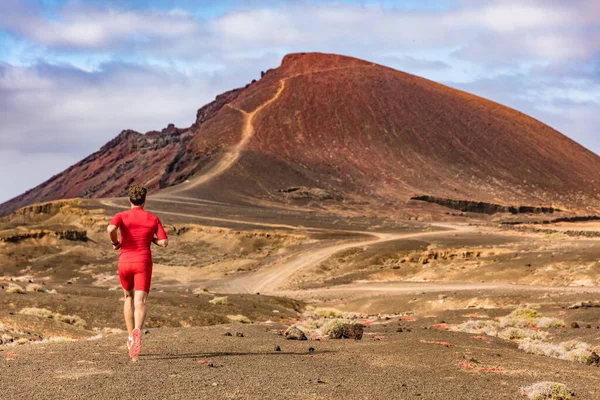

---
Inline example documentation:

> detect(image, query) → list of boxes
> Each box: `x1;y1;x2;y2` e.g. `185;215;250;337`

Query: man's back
110;207;166;263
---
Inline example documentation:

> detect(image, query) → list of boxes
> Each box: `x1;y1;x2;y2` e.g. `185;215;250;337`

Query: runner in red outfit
107;185;168;360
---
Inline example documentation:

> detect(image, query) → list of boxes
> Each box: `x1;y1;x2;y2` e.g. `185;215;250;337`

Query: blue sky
0;0;599;203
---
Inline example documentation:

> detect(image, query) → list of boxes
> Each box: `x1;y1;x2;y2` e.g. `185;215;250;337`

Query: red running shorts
118;261;153;293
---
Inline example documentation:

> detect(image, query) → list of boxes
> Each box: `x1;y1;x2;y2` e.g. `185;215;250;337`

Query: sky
0;0;599;203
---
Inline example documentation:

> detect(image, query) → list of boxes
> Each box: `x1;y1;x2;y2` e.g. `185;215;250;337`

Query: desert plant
519;339;592;365
314;307;345;318
227;314;251;324
19;307;54;318
521;381;573;399
536;317;566;329
26;283;44;293
499;327;547;341
457;319;499;336
6;285;25;294
499;307;541;328
19;307;86;327
322;319;346;336
209;296;229;306
54;314;86;328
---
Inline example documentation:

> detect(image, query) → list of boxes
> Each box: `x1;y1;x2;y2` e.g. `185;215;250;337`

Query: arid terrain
2;197;600;399
2;53;600;399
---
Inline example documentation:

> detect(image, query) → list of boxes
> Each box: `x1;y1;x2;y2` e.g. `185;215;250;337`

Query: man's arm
107;224;120;249
153;219;168;248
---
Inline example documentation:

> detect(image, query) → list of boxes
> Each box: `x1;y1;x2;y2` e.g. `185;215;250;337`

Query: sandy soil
2;198;600;398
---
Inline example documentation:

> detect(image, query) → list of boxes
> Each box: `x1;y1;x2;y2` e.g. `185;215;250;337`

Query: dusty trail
100;199;302;230
170;80;286;193
273;281;600;300
213;224;474;294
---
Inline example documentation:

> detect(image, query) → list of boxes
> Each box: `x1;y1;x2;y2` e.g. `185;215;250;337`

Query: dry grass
20;307;54;318
19;307;86;328
54;314;86;328
6;285;25;294
209;296;229;306
536;317;566;329
322;319;346;335
498;327;547;341
26;283;44;293
457;320;499;336
455;307;585;366
521;381;573;399
519;339;593;365
227;314;251;324
313;307;345;318
499;307;541;328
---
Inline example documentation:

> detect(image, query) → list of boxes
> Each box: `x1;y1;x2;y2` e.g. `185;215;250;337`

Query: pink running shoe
129;328;142;359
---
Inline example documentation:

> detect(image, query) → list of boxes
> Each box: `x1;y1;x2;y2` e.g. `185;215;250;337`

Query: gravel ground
1;321;599;399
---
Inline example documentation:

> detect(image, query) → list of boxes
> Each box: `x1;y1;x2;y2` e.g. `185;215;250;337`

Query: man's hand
112;241;121;250
152;236;168;248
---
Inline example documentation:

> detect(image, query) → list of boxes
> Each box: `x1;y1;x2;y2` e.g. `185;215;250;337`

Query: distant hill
3;52;600;216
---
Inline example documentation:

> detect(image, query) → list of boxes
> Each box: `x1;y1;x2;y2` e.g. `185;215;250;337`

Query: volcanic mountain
2;52;600;216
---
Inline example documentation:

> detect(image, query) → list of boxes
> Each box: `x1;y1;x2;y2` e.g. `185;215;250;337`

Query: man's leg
123;289;135;336
134;290;148;330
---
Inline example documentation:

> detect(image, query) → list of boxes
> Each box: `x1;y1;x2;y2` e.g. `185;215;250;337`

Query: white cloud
2;4;199;49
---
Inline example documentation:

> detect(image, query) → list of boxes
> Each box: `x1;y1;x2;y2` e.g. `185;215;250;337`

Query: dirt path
100;199;302;230
214;224;474;294
170;80;286;193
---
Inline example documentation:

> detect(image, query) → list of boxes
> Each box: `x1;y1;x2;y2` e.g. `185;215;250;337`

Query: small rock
224;332;233;337
587;351;600;366
587;324;593;329
285;326;307;341
397;327;404;333
571;322;580;329
235;332;244;337
328;323;364;340
212;383;218;387
143;329;150;335
308;347;315;353
463;355;479;363
274;346;281;352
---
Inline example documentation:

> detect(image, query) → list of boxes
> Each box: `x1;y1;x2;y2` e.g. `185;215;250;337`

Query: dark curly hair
128;184;147;206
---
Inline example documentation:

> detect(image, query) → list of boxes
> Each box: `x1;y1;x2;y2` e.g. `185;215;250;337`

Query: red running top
110;207;167;263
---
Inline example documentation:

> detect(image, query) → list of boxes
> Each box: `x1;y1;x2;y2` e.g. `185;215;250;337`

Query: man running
107;185;168;360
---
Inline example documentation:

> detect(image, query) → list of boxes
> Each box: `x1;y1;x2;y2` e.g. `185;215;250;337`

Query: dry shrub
536;317;566;329
519;339;593;365
26;284;44;293
6;285;25;294
457;320;499;336
20;307;54;318
521;381;573;400
19;307;86;328
499;307;541;328
322;319;346;336
227;314;251;324
498;327;547;341
54;314;86;328
209;296;229;306
313;307;345;318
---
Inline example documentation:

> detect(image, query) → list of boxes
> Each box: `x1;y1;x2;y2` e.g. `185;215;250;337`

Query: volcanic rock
285;326;307;340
